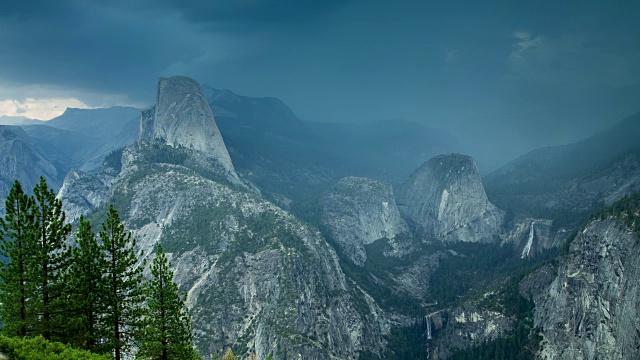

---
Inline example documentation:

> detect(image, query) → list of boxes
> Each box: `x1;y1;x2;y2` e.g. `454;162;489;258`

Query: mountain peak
397;153;504;242
139;76;234;172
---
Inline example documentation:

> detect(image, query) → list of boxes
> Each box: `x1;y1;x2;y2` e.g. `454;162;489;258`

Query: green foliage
321;233;422;315
383;321;429;359
449;270;541;360
30;177;73;341
137;245;201;360
1;180;209;359
137;142;239;189
0;335;110;360
593;190;640;234
561;191;640;253
68;216;104;351
428;243;516;307
103;148;124;173
448;320;540;360
97;205;146;359
0;178;73;341
221;348;238;360
143;142;189;166
338;235;427;315
0;180;36;337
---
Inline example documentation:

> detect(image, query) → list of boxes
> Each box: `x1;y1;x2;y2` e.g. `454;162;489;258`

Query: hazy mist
1;0;639;172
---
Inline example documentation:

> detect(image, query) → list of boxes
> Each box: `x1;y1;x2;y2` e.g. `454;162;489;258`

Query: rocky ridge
321;176;409;265
531;215;640;359
0;125;62;214
58;76;390;359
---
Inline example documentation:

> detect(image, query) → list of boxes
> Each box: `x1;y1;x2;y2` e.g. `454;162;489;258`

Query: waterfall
521;222;535;259
426;314;432;340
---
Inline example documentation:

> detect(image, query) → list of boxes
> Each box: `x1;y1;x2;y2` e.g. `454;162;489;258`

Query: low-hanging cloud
1;0;640;172
0;97;92;120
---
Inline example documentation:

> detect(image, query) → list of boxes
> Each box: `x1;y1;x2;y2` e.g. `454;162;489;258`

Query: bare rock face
0;126;61;214
57;169;115;224
533;217;640;359
500;216;571;258
321;176;410;265
103;146;390;359
57;77;390;359
140;76;234;173
431;306;514;359
396;154;504;243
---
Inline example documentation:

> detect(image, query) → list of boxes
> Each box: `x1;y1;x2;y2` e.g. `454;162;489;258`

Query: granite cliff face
140;76;234;173
110;146;388;359
0;126;62;213
500;216;571;258
57;153;121;223
58;76;389;359
396;154;504;243
532;216;640;359
431;306;514;359
321;176;409;265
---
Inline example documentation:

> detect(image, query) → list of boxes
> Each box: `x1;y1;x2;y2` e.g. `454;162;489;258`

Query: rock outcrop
57;159;120;223
104;144;388;359
58;77;390;359
532;216;640;359
431;306;514;359
0;126;62;214
500;216;571;257
140;76;234;173
321;176;409;265
396;154;504;243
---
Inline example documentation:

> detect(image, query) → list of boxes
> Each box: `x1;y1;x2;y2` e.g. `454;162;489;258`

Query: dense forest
0;178;201;360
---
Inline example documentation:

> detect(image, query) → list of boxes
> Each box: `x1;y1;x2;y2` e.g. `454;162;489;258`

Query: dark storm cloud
1;1;211;101
1;0;639;171
0;0;355;102
153;0;354;28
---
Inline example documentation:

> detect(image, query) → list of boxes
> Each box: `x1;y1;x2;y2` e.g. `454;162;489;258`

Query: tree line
0;178;200;360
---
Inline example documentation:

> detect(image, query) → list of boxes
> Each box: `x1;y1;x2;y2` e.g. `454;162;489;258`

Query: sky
1;0;639;171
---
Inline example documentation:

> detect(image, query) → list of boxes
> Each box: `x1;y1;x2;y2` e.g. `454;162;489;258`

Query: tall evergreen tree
221;349;238;360
98;205;145;360
69;216;105;351
30;176;73;341
0;180;36;337
137;245;201;360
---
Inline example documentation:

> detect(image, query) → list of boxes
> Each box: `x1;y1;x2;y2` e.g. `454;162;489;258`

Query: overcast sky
1;0;639;171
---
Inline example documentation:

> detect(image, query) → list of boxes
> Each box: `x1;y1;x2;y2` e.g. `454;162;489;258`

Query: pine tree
137;245;201;360
0;180;36;337
68;216;105;351
221;348;238;360
30;176;73;341
98;205;145;360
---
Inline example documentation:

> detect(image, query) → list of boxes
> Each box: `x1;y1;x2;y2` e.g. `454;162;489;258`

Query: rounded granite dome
396;153;504;242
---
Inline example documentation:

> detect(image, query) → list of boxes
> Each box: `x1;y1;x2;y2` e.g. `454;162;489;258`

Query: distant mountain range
2;76;640;359
1;87;460;215
485;112;640;226
0;126;63;214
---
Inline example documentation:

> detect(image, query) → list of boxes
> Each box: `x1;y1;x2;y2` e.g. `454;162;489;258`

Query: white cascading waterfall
521;221;535;259
426;314;432;340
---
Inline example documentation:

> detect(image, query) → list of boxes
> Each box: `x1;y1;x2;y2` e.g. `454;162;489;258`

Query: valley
1;76;640;359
